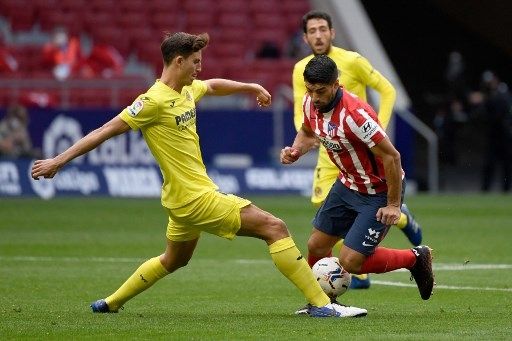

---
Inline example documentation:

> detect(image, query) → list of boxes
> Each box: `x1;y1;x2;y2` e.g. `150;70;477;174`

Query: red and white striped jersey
303;88;388;194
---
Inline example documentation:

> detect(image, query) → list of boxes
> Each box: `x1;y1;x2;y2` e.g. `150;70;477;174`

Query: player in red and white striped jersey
281;55;434;302
302;87;391;195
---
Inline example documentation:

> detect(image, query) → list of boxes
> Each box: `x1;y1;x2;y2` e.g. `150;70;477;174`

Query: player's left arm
370;137;402;225
204;79;271;107
354;56;396;129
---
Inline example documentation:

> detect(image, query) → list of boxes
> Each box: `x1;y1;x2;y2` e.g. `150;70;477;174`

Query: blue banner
0;107;296;166
0;159;313;198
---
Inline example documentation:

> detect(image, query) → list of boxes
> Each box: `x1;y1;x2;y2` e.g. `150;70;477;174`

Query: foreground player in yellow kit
31;32;367;318
293;11;423;289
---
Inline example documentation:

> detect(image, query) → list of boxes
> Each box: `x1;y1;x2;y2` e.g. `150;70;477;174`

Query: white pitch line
1;256;511;292
372;280;512;292
1;256;512;271
0;256;143;263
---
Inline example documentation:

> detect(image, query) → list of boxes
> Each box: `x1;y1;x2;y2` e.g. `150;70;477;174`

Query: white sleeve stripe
303;96;311;119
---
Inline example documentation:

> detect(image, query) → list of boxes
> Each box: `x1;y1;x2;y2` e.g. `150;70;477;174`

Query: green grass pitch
1;194;511;340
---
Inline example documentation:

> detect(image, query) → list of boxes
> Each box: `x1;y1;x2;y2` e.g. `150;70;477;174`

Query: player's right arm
281;124;317;164
31;116;130;179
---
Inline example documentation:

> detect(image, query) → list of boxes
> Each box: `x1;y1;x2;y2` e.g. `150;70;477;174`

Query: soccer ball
312;257;351;298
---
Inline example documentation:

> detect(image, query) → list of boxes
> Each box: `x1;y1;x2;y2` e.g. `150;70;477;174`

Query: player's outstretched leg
350;245;434;300
396;203;423;246
269;237;366;317
238;204;369;318
91;256;170;313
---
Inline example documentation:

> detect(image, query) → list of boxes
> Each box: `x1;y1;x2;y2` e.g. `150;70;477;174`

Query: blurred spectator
433;102;457;165
434;51;470;167
82;43;125;78
0;42;19;74
42;27;83;80
471;71;512;192
256;41;281;59
445;51;469;104
0;104;40;158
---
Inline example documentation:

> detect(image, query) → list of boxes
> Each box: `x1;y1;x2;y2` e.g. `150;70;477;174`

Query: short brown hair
302;10;332;33
160;32;209;66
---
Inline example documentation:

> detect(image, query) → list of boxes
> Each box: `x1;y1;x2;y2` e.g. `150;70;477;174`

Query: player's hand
280;146;300;164
253;84;271;107
31;159;61;180
376;205;401;226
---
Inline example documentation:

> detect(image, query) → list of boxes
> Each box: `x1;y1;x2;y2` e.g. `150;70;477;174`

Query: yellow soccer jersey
292;46;396;171
119;79;218;209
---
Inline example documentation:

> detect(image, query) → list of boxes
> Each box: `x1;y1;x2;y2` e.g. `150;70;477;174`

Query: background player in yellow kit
31;32;367;318
292;11;423;289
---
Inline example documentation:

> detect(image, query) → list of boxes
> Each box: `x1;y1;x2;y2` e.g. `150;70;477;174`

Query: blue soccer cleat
308;304;340;317
90;299;118;313
400;203;423;246
349;274;371;289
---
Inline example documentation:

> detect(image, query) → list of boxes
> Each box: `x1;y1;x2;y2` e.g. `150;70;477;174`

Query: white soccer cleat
329;302;368;317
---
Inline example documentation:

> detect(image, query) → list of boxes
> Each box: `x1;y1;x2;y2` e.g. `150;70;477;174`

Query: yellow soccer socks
269;237;330;307
105;256;169;311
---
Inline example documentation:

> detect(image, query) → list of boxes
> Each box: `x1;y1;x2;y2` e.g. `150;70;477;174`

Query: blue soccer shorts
312;178;405;255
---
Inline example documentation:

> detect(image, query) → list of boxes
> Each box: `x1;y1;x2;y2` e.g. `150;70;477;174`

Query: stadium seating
0;0;310;107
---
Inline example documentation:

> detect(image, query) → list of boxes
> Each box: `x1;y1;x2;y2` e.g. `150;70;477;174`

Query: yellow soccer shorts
311;165;340;206
166;190;251;242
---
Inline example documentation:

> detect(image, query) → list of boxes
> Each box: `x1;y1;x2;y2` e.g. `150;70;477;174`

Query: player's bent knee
338;255;362;274
307;239;332;257
307;234;334;256
267;216;289;237
160;255;191;273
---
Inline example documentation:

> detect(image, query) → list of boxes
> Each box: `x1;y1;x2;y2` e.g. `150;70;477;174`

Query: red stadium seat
119;0;148;12
83;12;113;34
252;29;288;53
116;12;151;31
218;13;252;29
183;0;216;13
69;88;111;107
217;0;250;14
60;0;87;12
185;13;216;30
253;13;286;29
7;7;35;31
281;0;311;17
119;88;147;107
151;11;185;34
89;0;116;12
148;0;180;12
209;42;248;60
91;27;131;57
198;56;227;80
249;0;282;14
